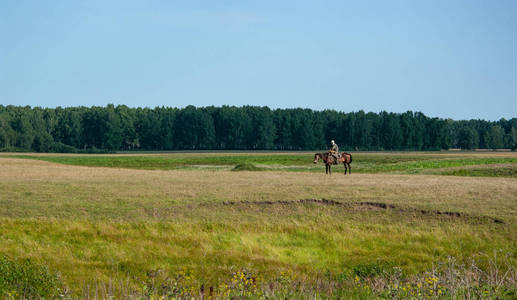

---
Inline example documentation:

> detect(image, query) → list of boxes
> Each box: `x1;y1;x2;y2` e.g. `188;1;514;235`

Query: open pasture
5;151;517;176
0;151;516;298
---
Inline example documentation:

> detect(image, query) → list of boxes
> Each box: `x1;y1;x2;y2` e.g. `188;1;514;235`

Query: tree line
0;104;516;152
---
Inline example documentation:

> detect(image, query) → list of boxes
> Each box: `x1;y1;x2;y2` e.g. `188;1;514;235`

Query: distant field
0;152;516;298
439;164;517;178
5;151;517;177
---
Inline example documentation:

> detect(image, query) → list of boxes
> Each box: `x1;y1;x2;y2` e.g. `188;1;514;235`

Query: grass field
0;152;516;298
5;151;517;176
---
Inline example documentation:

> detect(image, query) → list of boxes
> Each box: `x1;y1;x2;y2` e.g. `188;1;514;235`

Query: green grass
359;157;517;174
0;210;513;294
0;255;62;298
441;165;517;178
8;154;312;168
1;208;514;298
7;152;517;176
232;162;262;171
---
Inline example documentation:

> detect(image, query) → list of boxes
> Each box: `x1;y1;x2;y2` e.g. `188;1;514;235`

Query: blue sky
1;0;516;120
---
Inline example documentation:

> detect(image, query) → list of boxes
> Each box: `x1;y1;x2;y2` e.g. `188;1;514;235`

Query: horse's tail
349;153;352;164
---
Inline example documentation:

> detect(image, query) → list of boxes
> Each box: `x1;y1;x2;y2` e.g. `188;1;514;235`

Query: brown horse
313;152;352;175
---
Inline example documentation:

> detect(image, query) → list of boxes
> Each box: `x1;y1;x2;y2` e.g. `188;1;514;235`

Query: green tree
380;111;403;150
213;106;251;149
340;113;355;149
0;112;15;148
425;118;450;150
104;104;123;150
30;107;54;152
507;126;517;151
412;112;426;150
81;107;105;149
273;109;294;150
484;125;505;150
159;107;176;150
116;105;138;150
53;107;83;148
0;104;513;152
174;106;215;149
11;110;35;150
322;110;341;147
457;126;479;150
135;108;162;150
291;109;320;150
245;106;276;149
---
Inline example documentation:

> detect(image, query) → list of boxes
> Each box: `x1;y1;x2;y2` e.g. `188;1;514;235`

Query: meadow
0;151;516;299
7;151;517;175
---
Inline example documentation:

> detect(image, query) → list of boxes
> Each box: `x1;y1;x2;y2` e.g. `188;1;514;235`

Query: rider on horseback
329;140;339;164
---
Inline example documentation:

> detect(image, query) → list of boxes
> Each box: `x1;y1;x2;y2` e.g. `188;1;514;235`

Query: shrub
0;255;62;299
0;147;30;153
232;162;262;171
50;142;79;153
79;146;114;154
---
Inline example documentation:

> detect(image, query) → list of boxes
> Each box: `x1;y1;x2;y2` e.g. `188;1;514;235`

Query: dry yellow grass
1;157;516;221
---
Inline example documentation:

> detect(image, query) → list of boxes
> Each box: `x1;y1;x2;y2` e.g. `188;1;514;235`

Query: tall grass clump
0;255;63;299
232;162;262;171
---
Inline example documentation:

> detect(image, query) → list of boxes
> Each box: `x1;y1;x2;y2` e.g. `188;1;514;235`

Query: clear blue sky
1;1;516;120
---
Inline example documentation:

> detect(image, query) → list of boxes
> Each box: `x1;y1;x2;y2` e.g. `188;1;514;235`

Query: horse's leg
343;162;347;175
325;164;328;174
348;163;351;174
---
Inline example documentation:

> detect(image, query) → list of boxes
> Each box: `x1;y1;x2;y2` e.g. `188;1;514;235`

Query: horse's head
313;153;320;164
